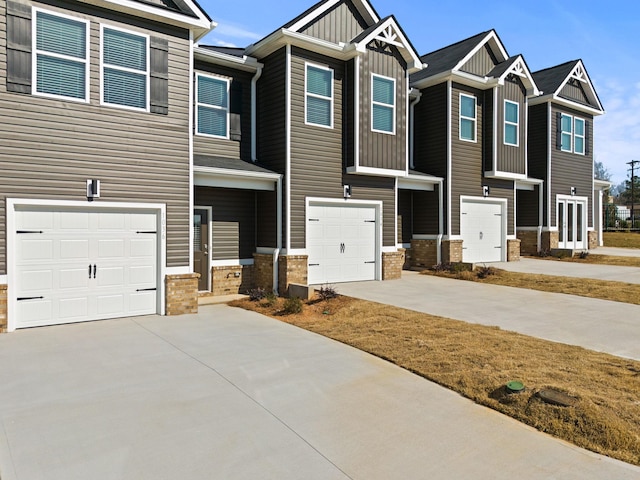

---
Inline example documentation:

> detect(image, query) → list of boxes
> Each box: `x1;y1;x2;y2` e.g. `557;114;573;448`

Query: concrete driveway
1;306;638;479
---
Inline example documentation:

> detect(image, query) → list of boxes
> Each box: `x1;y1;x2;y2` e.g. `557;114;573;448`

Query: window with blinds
459;93;476;142
305;64;333;128
371;75;395;134
102;26;149;110
34;9;88;101
196;74;229;138
504;100;519;146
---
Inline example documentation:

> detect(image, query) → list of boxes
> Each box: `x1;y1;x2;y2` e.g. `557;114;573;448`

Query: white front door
14;208;158;329
307;204;378;284
460;199;505;263
558;197;587;250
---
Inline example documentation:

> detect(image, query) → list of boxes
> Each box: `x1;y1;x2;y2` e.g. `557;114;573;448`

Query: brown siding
413;189;440;234
527;103;549;225
486;179;515;236
344;58;355;168
301;1;366;44
495;76;526;174
559;80;590;106
398;190;412;243
549;104;594;228
0;0;191;271
195;187;257;260
359;42;407;171
289;47;345;249
483;88;494;172
256;190;277;248
194;62;253;161
517;188;539;227
460;44;496;76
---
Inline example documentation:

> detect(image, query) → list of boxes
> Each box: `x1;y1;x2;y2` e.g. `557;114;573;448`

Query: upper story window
459;94;476;142
559;113;586;155
372;74;395;134
196;74;229;138
102;26;149;111
305;64;333;128
504;100;519;146
34;9;89;101
574;118;585;155
560;113;573;152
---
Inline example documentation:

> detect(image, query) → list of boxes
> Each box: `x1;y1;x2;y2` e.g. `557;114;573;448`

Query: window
560;113;572;152
459;94;476;142
372;74;395;134
305;64;333;127
34;9;88;101
196;74;229;138
504;100;519;146
574;118;585;155
102;26;149;110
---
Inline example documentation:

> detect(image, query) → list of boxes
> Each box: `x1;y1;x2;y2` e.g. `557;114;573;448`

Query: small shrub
579;250;589;259
282;296;303;315
476;265;497;279
318;284;338;301
537;249;550;258
450;262;469;274
431;262;451;272
263;291;278;307
553;250;570;259
249;287;266;301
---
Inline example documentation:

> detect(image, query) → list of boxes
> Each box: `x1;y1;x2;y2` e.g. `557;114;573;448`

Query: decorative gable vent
374;25;404;49
569;64;588;83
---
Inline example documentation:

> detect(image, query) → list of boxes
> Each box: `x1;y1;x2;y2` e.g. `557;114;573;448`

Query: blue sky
197;0;640;188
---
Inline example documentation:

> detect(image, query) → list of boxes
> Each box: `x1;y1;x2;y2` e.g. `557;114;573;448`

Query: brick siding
382;250;404;280
165;273;199;315
410;239;438;269
278;255;308;296
516;229;538;255
211;265;254;296
0;285;7;333
507;239;521;262
442;240;463;263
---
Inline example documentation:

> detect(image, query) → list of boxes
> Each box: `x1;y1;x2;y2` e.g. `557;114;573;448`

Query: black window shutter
555;111;562;150
6;1;32;94
585;120;590;155
229;80;242;141
150;37;169;115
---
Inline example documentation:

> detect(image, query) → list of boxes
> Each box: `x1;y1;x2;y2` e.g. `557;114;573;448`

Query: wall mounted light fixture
482;185;490;197
343;185;351;199
86;179;100;200
570;187;576;196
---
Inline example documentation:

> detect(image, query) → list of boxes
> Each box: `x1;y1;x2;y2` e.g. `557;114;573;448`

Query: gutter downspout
251;64;263;162
273;176;283;294
437;178;444;264
409;90;422;170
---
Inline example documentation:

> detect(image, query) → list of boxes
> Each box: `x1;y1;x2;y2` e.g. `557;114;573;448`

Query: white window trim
560;113;573;153
574;117;585;155
304;62;334;129
32;7;90;103
100;24;150;113
195;73;230;139
371;73;396;135
503;100;519;147
459;93;477;143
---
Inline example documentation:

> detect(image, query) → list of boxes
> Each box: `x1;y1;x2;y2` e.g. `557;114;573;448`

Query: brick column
165;273;199;315
442;240;463;263
278;255;308;296
516;229;538;255
410;239;438;269
211;265;255;296
253;253;275;291
507;239;521;262
382;249;404;280
0;284;7;333
588;231;598;250
541;231;559;252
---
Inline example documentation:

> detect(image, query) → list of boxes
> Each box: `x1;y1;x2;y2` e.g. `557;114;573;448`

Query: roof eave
528;94;604;116
247;29;360;60
194;47;263;72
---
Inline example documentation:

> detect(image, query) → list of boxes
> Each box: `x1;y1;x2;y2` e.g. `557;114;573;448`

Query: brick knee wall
382;250;404;280
253;253;274;291
165;273;199;315
517;230;538;255
507;239;521;262
403;247;413;270
0;285;7;333
588;231;598;250
541;231;559;252
211;265;254;296
278;255;308;296
411;239;438;269
442;240;463;263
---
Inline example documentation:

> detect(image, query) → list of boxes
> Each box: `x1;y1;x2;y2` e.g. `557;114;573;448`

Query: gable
559;78;590;106
301;1;368;44
460;44;498;77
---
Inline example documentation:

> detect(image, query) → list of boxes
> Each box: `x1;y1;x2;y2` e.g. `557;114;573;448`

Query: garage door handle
93;264;97;279
136;288;157;292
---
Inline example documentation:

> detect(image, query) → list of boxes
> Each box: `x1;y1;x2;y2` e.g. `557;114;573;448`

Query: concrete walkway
0;306;638;480
596;246;640;257
338;272;640;360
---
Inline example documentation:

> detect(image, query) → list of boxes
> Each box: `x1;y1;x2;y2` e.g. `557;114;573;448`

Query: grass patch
526;254;640;268
423;267;640;306
604;231;640;249
230;295;640;466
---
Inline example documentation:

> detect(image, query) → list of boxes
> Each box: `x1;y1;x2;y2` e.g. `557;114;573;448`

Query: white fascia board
288;0;378;32
194;166;280;191
494;56;540;97
398;174;443;191
194;47;262;72
594;179;612;190
413;71;491;91
247;29;356;60
453;31;508;72
484;170;528;181
85;0;213;36
346;166;408;177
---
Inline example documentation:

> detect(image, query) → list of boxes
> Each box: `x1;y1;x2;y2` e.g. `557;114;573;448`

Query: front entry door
558;198;587;250
193;208;209;291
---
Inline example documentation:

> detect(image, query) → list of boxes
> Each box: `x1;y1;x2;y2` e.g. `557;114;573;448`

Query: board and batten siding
526;103;549;225
359;43;407;171
289;47;344;249
193;62;253;161
495;76;526;174
195;187;257;260
0;0;191;272
300;0;366;44
549;104;594;228
559;80;591;107
460;45;497;77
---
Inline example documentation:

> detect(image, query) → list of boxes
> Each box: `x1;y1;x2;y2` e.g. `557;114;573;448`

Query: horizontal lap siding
496;78;526;174
527;103;549;225
483;89;493;172
485;179;515;235
290;48;344;249
301;1;366;44
0;0;191;271
256;190;277;248
549;105;594;228
359;44;407;171
193;63;253;161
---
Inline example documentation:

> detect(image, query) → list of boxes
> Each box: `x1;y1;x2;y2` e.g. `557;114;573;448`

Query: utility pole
628;160;640;228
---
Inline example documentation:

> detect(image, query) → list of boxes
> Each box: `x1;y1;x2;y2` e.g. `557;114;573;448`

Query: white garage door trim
306;197;382;284
460;196;507;263
6;199;166;332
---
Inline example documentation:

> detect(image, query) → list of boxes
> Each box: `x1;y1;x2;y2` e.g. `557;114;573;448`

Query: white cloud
206;38;238;48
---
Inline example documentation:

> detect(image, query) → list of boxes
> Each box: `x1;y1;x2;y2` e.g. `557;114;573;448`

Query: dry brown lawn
604;231;640;249
424;268;640;306
527;254;640;268
230;295;640;466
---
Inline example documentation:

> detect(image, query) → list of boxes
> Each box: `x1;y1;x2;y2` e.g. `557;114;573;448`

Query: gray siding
460;45;496;77
359;43;407;171
526;103;549;225
483;88;494;172
195;187;257;260
256;190;277;248
413;189;440;235
289;47;345;249
559;80;590;106
0;0;191;271
549;104;594;228
398;189;411;243
194;62;253;161
301;0;366;44
495;76;526;174
516;188;540;227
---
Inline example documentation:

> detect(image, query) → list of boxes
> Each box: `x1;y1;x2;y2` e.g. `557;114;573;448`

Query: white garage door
460;200;504;263
14;208;158;329
307;204;377;285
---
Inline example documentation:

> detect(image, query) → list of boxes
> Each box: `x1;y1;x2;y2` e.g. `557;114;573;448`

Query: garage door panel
97;267;125;287
18;239;54;261
130;238;156;258
130;265;156;285
131;213;157;231
97;295;125;316
59;268;90;289
60;239;90;259
97;213;126;231
17;211;54;230
18;269;54;292
129;292;156;313
18;300;52;326
60;212;89;230
59;298;89;320
98;239;125;258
